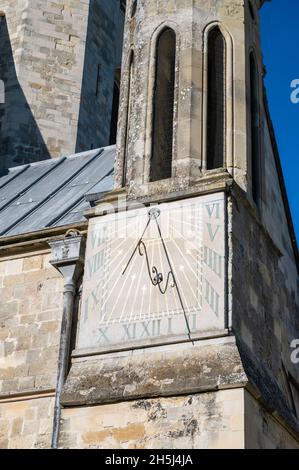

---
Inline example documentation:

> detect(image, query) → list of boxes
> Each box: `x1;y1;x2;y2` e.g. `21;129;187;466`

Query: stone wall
60;388;245;449
230;98;299;431
0;395;54;449
0;0;124;169
227;3;299;428
75;0;125;153
230;187;299;390
0;251;63;449
245;391;299;449
0;253;63;397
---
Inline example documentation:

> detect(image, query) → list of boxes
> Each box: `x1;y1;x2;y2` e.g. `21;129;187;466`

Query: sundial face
77;193;226;351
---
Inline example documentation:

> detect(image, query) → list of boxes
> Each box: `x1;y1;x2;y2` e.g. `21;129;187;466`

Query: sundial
77;193;226;351
121;206;192;340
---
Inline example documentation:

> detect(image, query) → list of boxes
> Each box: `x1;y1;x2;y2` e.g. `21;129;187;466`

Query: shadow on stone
0;15;50;170
75;0;124;153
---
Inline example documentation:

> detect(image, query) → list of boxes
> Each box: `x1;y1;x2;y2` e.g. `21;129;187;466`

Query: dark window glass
249;1;256;21
109;71;121;146
207;27;225;170
95;64;100;96
131;0;137;18
150;28;176;182
120;0;126;14
250;53;260;204
122;52;134;186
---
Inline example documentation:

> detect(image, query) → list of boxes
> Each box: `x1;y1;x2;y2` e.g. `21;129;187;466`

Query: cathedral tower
115;0;248;197
0;0;298;449
53;0;299;448
0;0;124;169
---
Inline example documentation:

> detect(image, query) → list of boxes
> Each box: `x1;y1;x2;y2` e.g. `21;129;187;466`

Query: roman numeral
82;298;89;324
167;318;173;334
204;246;222;277
87;251;104;278
186;313;197;331
140;320;161;338
205;203;220;219
204;279;220;317
122;324;137;341
91;227;108;249
98;327;110;343
140;321;151;338
206;223;220;242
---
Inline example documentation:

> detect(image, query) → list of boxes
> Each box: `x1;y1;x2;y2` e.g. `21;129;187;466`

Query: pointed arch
150;27;176;182
202;22;233;173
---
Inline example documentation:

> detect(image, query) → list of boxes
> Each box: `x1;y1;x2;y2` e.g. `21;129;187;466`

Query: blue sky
260;0;299;241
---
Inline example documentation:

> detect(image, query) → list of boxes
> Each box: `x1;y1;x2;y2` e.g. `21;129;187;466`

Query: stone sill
72;329;230;359
85;171;233;219
61;336;247;407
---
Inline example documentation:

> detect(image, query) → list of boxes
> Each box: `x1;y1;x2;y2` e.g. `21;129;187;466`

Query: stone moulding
60;337;247;407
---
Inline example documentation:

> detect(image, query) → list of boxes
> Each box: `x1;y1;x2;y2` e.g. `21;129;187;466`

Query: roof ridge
1;145;116;172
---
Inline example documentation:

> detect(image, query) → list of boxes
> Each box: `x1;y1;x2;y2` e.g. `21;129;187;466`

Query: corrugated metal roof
0;146;115;238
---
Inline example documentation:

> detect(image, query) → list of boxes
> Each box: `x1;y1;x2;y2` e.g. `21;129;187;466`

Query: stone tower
0;0;125;169
115;0;247;196
0;0;298;450
55;0;299;448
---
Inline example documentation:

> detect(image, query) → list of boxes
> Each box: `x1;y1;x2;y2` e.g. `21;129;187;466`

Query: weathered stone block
22;256;43;272
61;338;247;407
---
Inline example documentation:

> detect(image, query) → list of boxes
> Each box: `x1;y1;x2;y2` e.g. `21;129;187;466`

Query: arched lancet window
131;0;137;18
207;27;225;170
109;70;121;146
150;28;176;182
250;52;260;204
122;51;134;187
248;1;256;22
